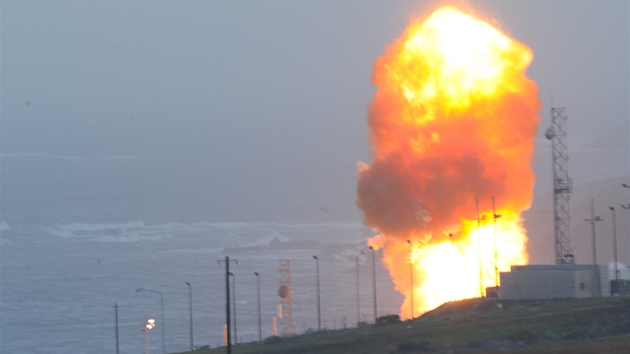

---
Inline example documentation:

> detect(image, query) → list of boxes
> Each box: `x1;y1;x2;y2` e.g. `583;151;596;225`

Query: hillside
176;296;630;354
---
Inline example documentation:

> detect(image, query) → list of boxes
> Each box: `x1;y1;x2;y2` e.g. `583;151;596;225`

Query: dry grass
176;296;630;354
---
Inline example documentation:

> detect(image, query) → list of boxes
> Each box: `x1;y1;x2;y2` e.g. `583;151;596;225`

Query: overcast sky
2;0;628;198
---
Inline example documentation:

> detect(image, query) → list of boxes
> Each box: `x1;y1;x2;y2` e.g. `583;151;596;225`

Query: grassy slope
177;297;630;354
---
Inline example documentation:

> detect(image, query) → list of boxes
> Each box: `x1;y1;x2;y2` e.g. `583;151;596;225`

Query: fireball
358;6;540;319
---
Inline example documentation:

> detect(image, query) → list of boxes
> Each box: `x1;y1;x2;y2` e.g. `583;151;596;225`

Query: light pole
313;255;321;331
584;198;604;297
610;207;618;295
185;282;193;351
368;246;377;324
623;184;630;264
254;272;261;342
141;318;156;354
407;239;414;319
114;303;120;354
475;197;486;297
356;251;363;326
622;184;630;209
218;256;238;354
229;272;237;344
492;196;502;288
136;288;165;354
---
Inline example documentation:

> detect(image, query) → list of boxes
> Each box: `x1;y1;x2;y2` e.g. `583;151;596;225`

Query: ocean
0;154;402;353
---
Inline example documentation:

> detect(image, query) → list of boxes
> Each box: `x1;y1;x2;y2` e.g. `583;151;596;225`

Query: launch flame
357;6;540;319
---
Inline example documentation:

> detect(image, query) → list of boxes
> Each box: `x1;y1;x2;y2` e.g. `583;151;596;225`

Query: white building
499;264;610;299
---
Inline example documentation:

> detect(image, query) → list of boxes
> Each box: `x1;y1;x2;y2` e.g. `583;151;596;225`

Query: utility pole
584;198;603;297
218;256;238;354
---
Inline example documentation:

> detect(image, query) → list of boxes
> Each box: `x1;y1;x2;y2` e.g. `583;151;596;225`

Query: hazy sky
2;0;628;198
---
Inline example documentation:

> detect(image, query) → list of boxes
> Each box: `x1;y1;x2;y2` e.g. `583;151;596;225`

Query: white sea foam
41;220;371;250
251;231;290;247
157;246;225;255
73;221;143;231
94;233;173;242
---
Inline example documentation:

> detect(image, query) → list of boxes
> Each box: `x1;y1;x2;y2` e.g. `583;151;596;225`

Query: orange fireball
358;6;540;319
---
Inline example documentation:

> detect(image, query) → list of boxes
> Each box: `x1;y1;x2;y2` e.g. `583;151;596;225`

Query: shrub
264;336;282;344
376;314;401;326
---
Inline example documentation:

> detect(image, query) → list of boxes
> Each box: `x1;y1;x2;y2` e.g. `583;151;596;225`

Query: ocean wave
45;222;179;242
244;231;290;248
200;220;367;232
52;221;146;232
42;220;371;245
1;221;11;231
94;233;173;242
158;246;225;255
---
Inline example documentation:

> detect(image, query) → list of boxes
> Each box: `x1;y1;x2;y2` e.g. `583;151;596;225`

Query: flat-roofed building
499;264;610;299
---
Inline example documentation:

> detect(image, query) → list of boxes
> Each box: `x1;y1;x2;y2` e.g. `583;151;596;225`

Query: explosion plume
357;6;540;319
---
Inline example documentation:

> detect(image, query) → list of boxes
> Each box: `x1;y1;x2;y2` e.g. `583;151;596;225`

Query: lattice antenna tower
545;108;574;264
278;259;294;335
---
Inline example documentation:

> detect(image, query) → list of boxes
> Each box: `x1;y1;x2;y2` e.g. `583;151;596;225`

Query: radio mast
545;107;574;264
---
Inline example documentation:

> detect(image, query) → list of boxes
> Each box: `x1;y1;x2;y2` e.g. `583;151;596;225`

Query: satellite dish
545;128;554;140
278;284;290;298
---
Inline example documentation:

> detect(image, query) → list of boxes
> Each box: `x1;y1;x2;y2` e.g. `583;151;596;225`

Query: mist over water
0;155;402;353
1;2;628;353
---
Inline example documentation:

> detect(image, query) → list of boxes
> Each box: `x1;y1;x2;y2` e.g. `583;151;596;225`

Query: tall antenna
545;107;574;264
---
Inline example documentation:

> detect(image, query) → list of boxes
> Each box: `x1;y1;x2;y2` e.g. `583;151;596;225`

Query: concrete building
499;264;610;299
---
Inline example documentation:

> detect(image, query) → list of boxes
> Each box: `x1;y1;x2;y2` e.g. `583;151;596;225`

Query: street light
584;198;604;297
313;255;321;331
610;207;619;295
114;303;120;354
229;272;237;344
356;251;363;326
368;246;377;324
254;272;262;342
185;282;193;351
407;240;414;319
475;196;486;297
492;196;502;288
136;288;165;354
141;318;156;354
623;184;630;209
